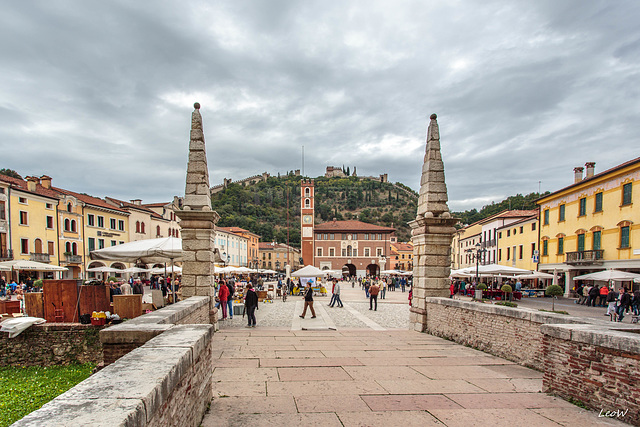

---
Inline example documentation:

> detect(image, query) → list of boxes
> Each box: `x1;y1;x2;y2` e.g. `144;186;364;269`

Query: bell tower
300;179;315;266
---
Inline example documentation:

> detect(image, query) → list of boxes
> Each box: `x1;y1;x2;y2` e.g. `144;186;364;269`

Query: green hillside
452;191;550;227
211;174;419;245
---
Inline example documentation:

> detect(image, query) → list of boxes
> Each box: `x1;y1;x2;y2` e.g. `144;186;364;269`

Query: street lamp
465;242;487;286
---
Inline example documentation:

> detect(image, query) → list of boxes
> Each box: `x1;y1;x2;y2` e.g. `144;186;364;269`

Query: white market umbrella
87;266;125;273
0;265;10;271
290;265;326;277
573;270;640;282
150;266;182;275
381;269;403;275
459;263;530;276
90;237;183;263
0;259;68;271
518;271;556;279
234;267;254;274
122;267;151;273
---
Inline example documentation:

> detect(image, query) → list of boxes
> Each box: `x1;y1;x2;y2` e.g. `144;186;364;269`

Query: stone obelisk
176;103;220;308
409;113;458;332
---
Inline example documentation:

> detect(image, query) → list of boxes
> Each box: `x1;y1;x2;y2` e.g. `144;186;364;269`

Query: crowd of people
574;283;640;322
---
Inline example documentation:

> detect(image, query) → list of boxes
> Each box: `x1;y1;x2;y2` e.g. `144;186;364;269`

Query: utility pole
301;145;305;177
287;185;290;270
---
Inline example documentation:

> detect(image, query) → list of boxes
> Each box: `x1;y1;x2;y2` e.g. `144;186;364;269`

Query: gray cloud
1;0;638;211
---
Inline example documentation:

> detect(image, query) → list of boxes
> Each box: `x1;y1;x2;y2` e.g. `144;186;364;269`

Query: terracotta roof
537;157;640;202
53;188;129;214
224;226;260;238
0;175;59;199
314;220;395;232
392;242;413;252
142;202;171;208
105;197;165;219
217;226;248;238
259;242;299;251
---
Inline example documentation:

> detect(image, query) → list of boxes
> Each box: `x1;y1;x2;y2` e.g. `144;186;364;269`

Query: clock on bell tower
300;179;315;266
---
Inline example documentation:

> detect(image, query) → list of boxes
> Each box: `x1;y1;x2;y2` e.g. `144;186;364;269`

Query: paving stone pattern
203;329;629;427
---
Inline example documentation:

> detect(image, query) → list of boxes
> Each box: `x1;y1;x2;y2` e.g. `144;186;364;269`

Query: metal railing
566;250;604;265
0;249;13;260
30;252;51;263
65;254;82;263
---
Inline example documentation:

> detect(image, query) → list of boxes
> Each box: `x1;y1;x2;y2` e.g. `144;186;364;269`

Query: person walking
328;279;337;307
218;280;229;320
617;288;631;322
364;279;370;298
329;278;343;307
598;285;609;307
401;277;406;293
244;283;258;327
380;278;387;299
369;280;380;311
606;287;618;319
299;282;316;318
226;281;235;319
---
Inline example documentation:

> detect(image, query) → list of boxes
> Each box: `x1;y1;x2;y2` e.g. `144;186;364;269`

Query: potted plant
501;284;513;302
545;284;564;311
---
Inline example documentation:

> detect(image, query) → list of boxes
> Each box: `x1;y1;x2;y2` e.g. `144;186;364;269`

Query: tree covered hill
452;191;550;227
211;174;419;245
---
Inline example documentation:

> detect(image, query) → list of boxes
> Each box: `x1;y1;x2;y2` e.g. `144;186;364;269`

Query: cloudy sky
1;1;639;211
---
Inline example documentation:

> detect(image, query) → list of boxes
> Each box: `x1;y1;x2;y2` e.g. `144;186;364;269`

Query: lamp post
465;242;487;287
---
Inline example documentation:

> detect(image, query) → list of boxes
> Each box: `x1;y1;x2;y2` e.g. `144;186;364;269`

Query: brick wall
0;323;103;367
542;324;640;426
424;298;582;370
425;298;640;426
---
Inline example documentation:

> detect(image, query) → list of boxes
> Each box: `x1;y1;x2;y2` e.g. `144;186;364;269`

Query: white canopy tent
150;266;182;275
573;270;640;282
122;267;151;274
459;264;531;276
90;237;183;264
517;271;556;280
86;266;124;273
290;265;327;277
0;259;68;280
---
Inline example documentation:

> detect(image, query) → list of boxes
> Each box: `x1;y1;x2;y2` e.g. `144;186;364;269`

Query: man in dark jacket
588;284;600;307
299;282;316;318
244;284;258;327
617;288;632;322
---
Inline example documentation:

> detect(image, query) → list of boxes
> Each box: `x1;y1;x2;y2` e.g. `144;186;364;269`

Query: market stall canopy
291;265;328;277
87;266;124;273
573;270;640;282
90;237;223;264
122;267;151;273
150;266;182;275
234;267;254;274
322;269;343;278
517;271;555;279
381;269;404;275
0;265;10;271
0;259;68;271
257;269;277;274
459;264;530;275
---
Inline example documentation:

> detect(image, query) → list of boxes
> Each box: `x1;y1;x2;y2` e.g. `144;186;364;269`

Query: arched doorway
110;262;126;278
87;261;106;279
366;264;380;277
342;264;356;278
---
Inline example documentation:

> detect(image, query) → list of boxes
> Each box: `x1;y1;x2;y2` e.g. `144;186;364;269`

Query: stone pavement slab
336;410;444;426
203;329;629;427
295;395;370;413
277;366;352;381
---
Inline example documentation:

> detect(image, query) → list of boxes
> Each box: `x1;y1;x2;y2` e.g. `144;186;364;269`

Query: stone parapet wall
100;296;210;365
425;298;640;423
542;324;640;426
14;324;213;427
0;323;103;367
424;298;584;369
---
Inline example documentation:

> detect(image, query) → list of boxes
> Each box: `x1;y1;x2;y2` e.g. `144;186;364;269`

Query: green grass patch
538;309;570;315
0;364;94;426
495;301;518;308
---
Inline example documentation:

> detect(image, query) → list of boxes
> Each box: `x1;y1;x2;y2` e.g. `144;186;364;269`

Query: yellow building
0;175;60;279
390;242;413;270
538;159;640;294
55;188;131;277
224;227;261;269
496;214;538;271
258;242;301;272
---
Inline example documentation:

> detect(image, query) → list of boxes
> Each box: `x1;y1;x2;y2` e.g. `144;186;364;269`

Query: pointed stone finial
416;113;450;217
184;103;212;211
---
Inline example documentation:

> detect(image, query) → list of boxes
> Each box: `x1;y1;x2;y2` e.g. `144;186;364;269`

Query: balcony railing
0;249;13;260
30;252;51;263
65;254;82;263
566;250;604;265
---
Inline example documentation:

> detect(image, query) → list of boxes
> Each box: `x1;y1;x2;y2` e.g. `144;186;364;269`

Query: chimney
573;167;584;184
40;175;52;189
26;176;39;192
585;162;596;179
130;199;142;205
